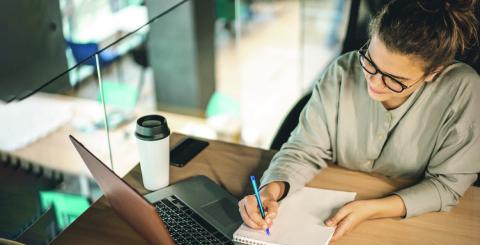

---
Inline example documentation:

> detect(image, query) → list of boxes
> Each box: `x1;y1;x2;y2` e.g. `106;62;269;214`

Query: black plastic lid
135;114;170;141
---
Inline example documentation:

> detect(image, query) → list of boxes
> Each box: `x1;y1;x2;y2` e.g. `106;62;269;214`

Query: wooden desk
8;93;206;178
52;133;480;245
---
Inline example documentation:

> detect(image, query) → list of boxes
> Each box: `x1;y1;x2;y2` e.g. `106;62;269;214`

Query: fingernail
266;218;271;224
326;220;333;226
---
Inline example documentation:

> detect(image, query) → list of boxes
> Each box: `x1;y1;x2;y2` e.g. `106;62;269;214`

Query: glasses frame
357;41;424;93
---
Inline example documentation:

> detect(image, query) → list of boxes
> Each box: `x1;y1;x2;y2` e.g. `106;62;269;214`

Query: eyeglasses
357;42;424;93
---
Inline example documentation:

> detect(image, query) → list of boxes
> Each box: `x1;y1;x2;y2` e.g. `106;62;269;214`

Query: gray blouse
260;51;480;218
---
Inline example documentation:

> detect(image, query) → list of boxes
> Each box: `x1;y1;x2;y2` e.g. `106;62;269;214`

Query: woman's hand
325;195;406;241
325;200;377;241
238;181;286;229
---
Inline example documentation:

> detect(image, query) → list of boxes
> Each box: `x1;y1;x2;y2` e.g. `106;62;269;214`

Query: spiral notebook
233;187;356;245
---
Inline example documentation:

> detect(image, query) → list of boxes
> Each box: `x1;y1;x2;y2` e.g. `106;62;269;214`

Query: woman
238;0;479;241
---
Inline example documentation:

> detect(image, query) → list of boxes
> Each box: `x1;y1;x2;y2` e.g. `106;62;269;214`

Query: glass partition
97;0;242;177
0;0;352;242
236;0;349;148
0;2;189;240
1;0;242;239
93;30;147;178
0;63;110;240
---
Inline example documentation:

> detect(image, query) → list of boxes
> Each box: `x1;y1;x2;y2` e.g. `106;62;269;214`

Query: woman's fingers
325;200;378;241
325;204;352;227
238;195;267;229
245;195;269;228
238;195;279;229
331;214;356;241
264;199;279;226
238;201;261;229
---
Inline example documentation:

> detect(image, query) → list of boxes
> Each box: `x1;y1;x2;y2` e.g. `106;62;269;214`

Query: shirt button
366;160;373;165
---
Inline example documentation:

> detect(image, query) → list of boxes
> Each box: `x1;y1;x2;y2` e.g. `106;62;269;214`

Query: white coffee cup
135;115;170;191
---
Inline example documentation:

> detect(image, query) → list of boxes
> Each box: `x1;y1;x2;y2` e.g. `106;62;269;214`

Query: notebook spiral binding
233;236;280;245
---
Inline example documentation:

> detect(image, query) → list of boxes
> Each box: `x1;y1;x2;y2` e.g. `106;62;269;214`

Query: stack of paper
0;96;72;151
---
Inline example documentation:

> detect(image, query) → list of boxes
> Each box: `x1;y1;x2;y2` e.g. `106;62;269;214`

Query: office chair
131;42;149;93
66;40;124;85
270;92;312;151
66;40;120;67
269;0;372;150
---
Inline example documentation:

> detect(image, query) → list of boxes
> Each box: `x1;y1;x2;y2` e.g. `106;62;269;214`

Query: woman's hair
370;0;479;74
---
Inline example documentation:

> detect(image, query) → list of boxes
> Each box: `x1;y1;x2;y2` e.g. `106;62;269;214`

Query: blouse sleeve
259;58;343;198
394;73;480;218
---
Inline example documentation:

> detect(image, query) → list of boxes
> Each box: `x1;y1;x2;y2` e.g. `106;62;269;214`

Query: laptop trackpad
201;198;240;227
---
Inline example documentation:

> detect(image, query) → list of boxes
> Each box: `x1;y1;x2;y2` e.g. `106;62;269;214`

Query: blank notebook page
233;187;356;245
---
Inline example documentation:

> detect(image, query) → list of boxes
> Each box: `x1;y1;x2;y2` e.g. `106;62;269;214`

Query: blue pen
250;175;270;236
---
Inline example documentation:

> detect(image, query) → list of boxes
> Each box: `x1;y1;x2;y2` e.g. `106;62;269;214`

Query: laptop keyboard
154;195;233;245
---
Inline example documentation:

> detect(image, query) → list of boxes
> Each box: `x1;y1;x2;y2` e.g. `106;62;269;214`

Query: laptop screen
69;135;175;245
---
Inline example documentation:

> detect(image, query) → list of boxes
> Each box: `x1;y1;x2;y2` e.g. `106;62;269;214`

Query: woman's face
362;35;436;109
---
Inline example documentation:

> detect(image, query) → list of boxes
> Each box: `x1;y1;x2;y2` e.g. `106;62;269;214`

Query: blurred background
0;0;390;243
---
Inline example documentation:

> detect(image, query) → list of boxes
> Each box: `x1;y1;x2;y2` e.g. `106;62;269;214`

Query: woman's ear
424;66;445;82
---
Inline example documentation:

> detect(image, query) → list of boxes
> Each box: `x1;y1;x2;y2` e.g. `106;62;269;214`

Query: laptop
69;135;242;244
